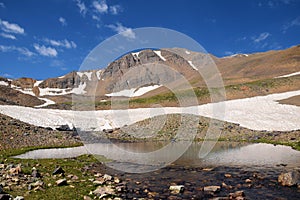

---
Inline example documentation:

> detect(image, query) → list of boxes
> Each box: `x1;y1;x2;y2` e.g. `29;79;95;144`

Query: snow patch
276;71;300;78
77;72;93;81
39;87;70;96
153;50;166;61
106;88;135;97
34;80;43;87
96;70;103;80
35;98;56;108
188;61;198;71
185;50;191;54
131;51;140;59
36;85;86;96
105;85;161;97
11;85;36;96
0;90;300;131
72;82;87;95
223;53;249;58
133;85;161;97
58;75;65;78
0;81;8;86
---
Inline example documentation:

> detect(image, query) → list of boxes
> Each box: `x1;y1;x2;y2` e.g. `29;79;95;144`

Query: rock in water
278;171;300;186
93;185;115;197
169;185;185;194
203;185;221;193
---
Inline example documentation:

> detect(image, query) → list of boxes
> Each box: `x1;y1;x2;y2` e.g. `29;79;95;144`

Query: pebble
56;179;67;186
224;173;232;178
245;178;252;183
203;185;221;193
229;190;245;198
203;168;214;171
83;196;92;200
14;196;24;200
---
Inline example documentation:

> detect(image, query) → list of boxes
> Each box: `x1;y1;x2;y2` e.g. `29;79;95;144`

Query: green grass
6;154;107;200
0;145;110;200
252;138;300;151
0;144;82;159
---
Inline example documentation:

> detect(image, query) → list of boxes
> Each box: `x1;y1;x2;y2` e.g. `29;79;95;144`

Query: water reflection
14;142;300;170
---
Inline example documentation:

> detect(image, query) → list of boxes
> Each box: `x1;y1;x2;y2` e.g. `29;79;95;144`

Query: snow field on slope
0;90;300;131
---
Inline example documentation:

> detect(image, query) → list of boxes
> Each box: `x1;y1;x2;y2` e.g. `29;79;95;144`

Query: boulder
56;124;72;131
278;171;300;186
0;194;12;200
52;166;65;175
169;185;184;194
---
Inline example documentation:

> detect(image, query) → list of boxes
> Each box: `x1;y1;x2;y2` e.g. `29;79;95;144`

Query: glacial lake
14;142;300;173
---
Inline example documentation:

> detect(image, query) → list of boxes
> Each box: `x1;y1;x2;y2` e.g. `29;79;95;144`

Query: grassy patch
253;138;300;151
0;145;110;200
0;144;82;159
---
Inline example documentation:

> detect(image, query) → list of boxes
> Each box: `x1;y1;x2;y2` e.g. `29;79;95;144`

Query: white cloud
259;0;294;8
0;32;16;40
45;38;77;49
0;19;24;34
108;23;136;39
34;44;57;57
0;45;35;57
0;2;5;8
252;32;270;43
76;0;87;16
283;16;300;33
224;51;234;56
59;17;67;26
93;0;108;14
92;15;101;21
110;5;122;15
2;73;13;78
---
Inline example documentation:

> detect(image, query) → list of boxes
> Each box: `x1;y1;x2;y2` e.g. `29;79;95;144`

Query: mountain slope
0;45;300;108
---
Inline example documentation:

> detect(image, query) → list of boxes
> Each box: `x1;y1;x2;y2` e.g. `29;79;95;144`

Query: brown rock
56;179;67;186
224;174;232;178
32;86;40;96
278;171;300;186
204;185;221;193
83;196;92;200
169;185;184;194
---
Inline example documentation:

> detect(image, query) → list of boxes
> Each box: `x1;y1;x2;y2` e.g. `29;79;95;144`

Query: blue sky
0;0;300;80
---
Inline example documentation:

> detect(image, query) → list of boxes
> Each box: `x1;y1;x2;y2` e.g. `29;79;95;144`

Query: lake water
14;142;300;173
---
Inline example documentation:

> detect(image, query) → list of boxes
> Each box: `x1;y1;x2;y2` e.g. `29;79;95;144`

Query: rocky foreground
0;112;299;199
0;159;299;200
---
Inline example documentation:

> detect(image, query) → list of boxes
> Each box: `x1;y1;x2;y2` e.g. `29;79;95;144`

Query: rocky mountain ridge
0;45;300;107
